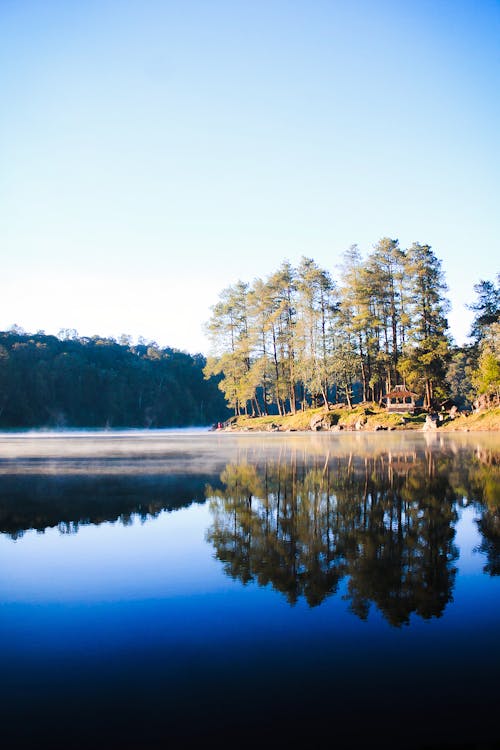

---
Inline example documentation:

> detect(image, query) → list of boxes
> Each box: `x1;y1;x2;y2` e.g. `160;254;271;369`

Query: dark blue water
1;432;499;749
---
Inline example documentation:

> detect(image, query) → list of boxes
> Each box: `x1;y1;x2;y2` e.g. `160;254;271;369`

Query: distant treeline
0;330;230;428
205;239;500;415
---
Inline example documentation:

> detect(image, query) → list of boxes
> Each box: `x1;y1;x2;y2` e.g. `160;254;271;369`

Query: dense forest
0;330;230;428
205;238;500;416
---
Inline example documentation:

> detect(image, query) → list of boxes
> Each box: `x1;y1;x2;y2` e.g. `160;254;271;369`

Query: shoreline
215;405;500;434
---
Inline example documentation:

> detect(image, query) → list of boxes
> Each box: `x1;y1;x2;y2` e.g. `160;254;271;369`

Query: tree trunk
346;384;352;409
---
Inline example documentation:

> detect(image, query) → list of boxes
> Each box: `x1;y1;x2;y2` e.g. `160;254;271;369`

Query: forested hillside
0;331;229;428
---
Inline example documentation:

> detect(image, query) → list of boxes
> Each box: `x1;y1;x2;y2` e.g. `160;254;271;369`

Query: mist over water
1;431;499;748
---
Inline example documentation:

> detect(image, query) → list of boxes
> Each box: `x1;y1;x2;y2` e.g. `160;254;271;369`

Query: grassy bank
226;404;424;432
440;406;500;432
223;404;500;432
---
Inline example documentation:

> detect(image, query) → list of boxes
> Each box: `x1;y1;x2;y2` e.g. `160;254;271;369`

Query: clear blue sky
1;0;499;354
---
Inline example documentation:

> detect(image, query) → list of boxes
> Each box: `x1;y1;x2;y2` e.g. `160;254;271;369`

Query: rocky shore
214;405;500;433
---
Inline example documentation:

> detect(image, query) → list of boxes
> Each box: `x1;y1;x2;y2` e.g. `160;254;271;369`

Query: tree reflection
467;448;500;576
206;447;464;625
0;473;220;539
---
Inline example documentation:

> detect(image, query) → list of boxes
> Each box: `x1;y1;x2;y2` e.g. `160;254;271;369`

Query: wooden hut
383;384;418;413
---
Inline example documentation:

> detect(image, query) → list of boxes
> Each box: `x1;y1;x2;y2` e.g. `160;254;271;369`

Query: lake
1;430;499;749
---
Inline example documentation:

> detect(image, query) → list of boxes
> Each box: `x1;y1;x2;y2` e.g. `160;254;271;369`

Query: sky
1;0;499;355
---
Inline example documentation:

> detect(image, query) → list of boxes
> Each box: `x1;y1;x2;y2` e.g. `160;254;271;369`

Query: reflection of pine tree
207;457;348;606
468;451;500;576
335;451;459;626
206;447;468;625
476;512;500;575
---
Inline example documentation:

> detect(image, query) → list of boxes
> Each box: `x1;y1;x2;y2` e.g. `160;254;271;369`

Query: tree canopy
0;330;230;428
205;239;456;414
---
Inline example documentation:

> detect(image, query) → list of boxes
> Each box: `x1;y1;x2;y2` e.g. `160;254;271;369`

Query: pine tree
468;276;500;344
401;243;450;409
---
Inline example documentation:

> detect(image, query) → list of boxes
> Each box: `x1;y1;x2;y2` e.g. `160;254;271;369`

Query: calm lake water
1;430;499;749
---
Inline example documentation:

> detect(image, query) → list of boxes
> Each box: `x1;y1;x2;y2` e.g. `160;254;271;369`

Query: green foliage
468;275;500;343
465;321;500;407
446;346;475;408
473;343;500;401
206;237;456;414
0;331;229;428
403;243;451;408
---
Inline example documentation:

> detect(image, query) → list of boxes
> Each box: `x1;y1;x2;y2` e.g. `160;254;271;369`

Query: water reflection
469;448;500;576
0;432;228;538
0;474;218;539
1;433;499;620
1;433;499;750
206;440;500;625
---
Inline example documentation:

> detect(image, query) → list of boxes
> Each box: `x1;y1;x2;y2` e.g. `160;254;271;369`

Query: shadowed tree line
206;443;500;625
0;472;223;539
0;329;230;428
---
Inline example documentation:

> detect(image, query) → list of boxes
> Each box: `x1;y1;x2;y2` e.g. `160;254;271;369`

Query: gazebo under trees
383;384;419;413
